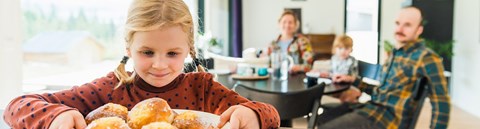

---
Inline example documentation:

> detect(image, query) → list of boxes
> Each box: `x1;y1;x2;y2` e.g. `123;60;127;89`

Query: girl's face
128;26;189;87
279;14;297;35
335;47;352;60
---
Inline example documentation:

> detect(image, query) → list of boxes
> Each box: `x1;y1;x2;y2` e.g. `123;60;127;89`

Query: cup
257;67;268;76
236;63;249;76
245;67;254;76
306;76;318;87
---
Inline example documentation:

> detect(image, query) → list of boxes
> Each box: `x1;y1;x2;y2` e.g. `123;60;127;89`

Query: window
21;0;197;91
203;0;229;56
345;0;380;64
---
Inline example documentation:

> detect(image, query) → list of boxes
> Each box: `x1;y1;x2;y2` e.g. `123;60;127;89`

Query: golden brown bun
172;111;204;129
85;103;128;124
141;122;178;129
128;98;175;129
85;117;131;129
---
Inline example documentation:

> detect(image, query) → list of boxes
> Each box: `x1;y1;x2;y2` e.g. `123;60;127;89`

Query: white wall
0;0;23;109
242;0;344;50
378;0;405;64
451;0;480;117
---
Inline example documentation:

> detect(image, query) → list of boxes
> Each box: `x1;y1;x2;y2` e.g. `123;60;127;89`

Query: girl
3;0;280;129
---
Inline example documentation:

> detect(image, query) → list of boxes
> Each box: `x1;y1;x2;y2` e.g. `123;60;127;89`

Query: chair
358;60;381;81
205;51;244;70
319;60;381;113
304;34;336;60
407;77;429;129
233;83;326;129
183;58;214;73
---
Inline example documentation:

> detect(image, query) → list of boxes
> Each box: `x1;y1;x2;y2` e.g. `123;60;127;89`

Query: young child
3;0;280;128
319;35;358;78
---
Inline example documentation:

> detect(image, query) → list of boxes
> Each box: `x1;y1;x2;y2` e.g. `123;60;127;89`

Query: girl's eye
141;51;154;56
167;52;178;57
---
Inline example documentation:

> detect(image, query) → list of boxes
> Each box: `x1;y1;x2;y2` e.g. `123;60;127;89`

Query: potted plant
383;40;395;56
207;37;223;55
383;39;454;71
197;32;224;55
423;39;454;71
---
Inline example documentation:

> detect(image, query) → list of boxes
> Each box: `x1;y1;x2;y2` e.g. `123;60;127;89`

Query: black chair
407;77;429;129
233;83;326;129
358;60;381;80
183;58;214;72
319;60;381;115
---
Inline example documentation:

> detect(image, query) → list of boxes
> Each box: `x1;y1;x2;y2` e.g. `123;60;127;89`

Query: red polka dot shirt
3;72;280;129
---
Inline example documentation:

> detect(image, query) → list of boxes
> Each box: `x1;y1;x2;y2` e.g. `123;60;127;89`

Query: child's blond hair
114;0;205;88
332;35;353;54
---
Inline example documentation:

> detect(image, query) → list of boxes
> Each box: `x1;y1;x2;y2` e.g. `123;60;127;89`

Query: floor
292;98;480;129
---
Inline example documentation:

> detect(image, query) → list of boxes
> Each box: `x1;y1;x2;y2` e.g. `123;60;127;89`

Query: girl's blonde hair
278;10;300;31
332;35;353;54
114;0;205;88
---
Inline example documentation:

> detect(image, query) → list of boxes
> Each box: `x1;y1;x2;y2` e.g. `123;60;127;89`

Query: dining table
214;72;351;128
215;73;350;95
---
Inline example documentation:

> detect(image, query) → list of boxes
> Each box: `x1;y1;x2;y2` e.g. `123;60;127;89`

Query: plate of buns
84;97;230;129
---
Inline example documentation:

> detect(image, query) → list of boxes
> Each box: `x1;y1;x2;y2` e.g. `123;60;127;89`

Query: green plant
209;37;219;47
383;40;395;53
207;37;224;54
423;39;454;59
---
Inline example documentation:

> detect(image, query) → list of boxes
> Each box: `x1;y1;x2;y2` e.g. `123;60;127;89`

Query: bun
172;111;204;129
141;122;178;129
85;117;131;129
85;103;128;124
128;98;175;129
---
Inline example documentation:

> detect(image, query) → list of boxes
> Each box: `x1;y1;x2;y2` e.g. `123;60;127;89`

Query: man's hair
402;6;426;26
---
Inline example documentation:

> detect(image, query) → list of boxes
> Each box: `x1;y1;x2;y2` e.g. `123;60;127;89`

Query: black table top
216;74;350;94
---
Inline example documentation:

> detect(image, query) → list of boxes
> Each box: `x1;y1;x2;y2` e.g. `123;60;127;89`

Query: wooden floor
292;99;480;129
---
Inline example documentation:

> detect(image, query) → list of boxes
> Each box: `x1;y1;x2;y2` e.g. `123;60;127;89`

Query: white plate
317;78;332;85
208;69;231;75
305;71;320;78
174;109;230;129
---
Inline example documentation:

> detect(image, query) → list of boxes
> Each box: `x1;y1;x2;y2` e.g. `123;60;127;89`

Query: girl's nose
152;58;168;69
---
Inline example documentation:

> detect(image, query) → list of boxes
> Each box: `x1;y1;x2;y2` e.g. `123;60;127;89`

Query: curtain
229;0;243;57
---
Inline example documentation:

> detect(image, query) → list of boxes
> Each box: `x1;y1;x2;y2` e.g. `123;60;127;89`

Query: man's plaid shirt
353;41;451;129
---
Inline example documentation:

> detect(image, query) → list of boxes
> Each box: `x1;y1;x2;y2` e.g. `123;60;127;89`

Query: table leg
280;119;293;127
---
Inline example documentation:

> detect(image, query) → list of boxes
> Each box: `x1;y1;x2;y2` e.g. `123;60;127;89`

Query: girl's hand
49;110;86;129
218;105;260;129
